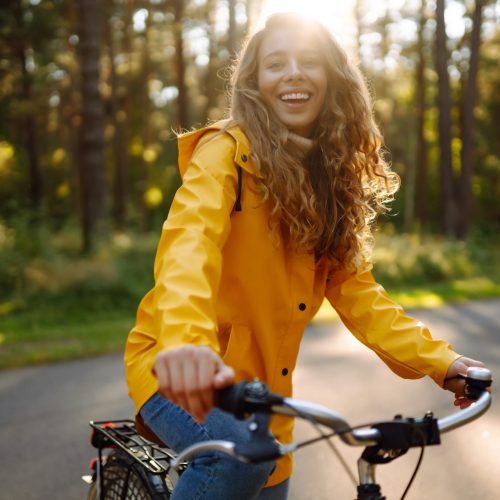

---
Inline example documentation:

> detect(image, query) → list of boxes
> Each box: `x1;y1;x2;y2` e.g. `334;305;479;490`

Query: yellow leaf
144;186;163;208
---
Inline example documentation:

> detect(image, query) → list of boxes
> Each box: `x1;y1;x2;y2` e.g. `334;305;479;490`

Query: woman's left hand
443;356;487;409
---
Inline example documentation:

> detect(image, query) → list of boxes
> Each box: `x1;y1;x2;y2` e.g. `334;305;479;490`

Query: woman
124;13;485;499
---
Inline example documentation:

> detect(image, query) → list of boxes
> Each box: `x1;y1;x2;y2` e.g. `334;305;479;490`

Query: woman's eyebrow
262;49;320;61
262;50;286;61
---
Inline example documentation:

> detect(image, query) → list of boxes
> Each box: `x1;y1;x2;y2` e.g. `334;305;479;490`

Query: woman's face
257;27;328;137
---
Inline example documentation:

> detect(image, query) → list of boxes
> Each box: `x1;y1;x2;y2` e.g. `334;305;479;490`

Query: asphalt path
0;299;498;499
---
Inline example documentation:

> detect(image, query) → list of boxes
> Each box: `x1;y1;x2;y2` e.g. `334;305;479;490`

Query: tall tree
245;0;264;35
173;0;188;129
353;0;365;70
435;0;456;236
107;0;129;228
457;0;487;238
415;0;430;232
78;0;108;252
60;1;81;224
228;0;238;58
12;0;42;215
203;0;220;123
140;1;153;229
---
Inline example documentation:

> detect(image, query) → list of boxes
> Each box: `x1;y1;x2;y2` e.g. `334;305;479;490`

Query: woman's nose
284;58;303;80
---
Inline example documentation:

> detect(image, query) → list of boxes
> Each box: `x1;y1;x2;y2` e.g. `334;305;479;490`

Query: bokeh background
0;0;499;368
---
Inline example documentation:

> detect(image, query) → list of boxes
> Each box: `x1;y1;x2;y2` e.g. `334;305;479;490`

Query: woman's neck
287;131;315;154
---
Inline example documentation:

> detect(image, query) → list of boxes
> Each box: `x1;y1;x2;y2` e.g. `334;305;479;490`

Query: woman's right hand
153;345;235;423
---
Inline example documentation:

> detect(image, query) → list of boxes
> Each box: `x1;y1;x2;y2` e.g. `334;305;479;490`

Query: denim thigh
140;392;283;500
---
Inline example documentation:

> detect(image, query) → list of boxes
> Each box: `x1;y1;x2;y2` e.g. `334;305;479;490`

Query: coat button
241;153;248;162
298;303;307;311
281;368;289;376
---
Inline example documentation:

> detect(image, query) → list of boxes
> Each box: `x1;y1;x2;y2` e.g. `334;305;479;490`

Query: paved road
0;300;498;499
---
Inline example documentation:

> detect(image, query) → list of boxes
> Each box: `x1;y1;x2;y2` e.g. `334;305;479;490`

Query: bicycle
83;366;492;499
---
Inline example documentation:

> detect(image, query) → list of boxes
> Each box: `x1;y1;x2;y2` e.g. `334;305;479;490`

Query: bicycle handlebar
171;366;492;468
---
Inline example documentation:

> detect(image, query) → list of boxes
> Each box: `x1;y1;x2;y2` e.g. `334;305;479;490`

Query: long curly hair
226;13;399;269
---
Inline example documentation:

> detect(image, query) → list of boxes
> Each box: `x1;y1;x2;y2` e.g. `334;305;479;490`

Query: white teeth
280;92;310;101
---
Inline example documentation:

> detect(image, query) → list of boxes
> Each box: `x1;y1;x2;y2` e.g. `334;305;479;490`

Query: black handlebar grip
216;382;249;419
216;380;281;419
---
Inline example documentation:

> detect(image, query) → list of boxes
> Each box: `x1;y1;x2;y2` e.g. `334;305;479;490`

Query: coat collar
177;119;262;178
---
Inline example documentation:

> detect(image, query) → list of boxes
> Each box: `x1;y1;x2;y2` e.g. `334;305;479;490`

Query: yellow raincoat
124;120;460;486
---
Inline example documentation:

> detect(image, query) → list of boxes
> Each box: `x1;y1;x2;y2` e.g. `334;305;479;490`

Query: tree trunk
228;0;237;58
124;0;134;222
78;0;108;252
23;62;42;215
245;0;263;35
106;0;128;229
59;0;81;224
354;0;364;70
203;0;219;123
457;0;486;239
435;0;456;236
415;0;429;232
13;0;42;215
173;0;188;129
140;1;152;230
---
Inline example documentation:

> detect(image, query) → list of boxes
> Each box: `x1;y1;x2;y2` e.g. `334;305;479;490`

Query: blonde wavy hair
226;13;399;269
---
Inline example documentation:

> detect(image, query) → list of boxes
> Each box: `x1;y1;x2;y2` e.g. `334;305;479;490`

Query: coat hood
177;119;261;178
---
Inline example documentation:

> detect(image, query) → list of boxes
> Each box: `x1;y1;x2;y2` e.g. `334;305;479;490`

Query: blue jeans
140;392;289;500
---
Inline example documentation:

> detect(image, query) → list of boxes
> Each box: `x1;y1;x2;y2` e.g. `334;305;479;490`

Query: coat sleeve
151;133;238;354
325;263;461;387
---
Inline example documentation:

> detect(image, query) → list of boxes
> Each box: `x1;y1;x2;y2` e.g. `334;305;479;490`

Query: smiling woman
124;10;488;500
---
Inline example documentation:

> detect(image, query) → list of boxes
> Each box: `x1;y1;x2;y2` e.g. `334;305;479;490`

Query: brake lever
234;409;295;463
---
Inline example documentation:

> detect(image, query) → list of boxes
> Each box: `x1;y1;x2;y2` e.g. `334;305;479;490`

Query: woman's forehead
259;28;323;58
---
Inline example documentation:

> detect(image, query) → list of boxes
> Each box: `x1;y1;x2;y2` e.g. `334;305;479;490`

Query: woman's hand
153;345;234;423
443;356;487;409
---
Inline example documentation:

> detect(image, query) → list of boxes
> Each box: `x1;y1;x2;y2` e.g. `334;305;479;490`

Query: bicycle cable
281;410;428;498
282;400;357;486
399;427;425;500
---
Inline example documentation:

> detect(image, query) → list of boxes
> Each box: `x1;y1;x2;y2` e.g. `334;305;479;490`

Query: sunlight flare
256;0;358;48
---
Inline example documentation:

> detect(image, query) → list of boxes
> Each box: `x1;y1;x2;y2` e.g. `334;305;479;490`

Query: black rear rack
89;419;186;475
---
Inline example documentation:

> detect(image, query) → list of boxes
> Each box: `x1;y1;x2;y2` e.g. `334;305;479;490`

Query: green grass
1;226;499;369
0;313;132;369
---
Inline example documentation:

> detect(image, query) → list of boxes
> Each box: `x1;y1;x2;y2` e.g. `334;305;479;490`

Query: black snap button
298;303;306;311
241;153;248;162
281;368;289;376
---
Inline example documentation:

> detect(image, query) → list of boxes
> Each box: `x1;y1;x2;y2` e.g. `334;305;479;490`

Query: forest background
0;0;499;369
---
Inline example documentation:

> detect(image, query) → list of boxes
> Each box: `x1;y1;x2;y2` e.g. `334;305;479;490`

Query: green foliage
0;223;158;369
372;230;500;288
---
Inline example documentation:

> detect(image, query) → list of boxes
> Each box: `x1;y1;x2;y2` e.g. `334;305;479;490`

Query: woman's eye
267;61;284;70
302;58;320;67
